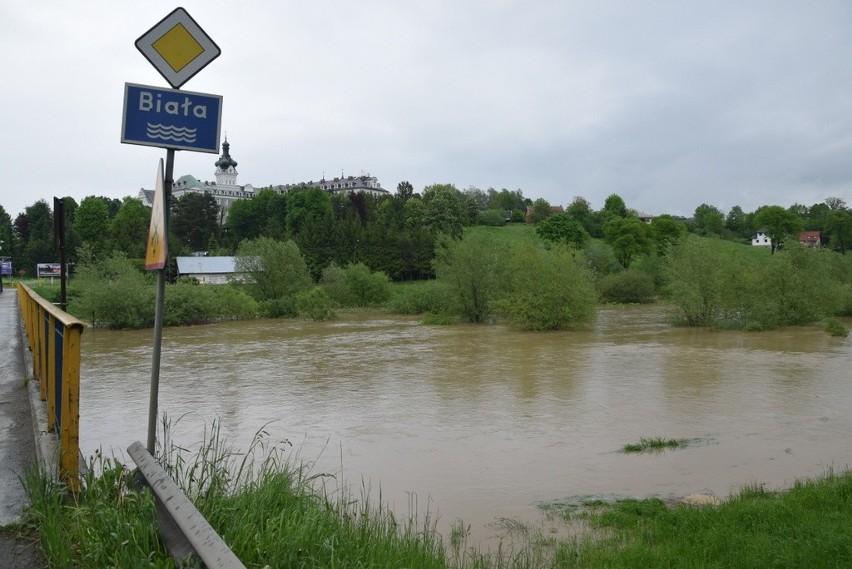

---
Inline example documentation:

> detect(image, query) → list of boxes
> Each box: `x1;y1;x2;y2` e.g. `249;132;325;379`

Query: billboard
0;260;11;276
37;263;66;278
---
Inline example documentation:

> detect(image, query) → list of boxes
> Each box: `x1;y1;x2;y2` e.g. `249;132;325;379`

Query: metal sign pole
147;149;174;455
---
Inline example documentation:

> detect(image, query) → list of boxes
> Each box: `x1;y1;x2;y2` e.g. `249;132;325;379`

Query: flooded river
80;305;852;542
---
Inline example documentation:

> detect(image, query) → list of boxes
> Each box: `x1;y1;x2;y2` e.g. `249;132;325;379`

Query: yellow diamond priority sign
136;8;220;89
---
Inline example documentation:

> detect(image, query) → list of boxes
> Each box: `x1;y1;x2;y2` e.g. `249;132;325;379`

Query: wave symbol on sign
146;124;197;143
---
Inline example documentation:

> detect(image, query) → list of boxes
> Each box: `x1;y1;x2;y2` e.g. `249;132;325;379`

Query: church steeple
214;135;238;187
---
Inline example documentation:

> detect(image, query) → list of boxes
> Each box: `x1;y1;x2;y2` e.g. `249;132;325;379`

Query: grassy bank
20;423;852;568
549;470;852;568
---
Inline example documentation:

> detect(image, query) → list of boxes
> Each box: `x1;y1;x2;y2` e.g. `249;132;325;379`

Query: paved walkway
0;288;36;525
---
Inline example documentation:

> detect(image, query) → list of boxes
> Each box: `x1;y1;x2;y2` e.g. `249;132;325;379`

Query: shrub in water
824;318;849;337
297;287;338;321
258;296;299;318
598;269;656;304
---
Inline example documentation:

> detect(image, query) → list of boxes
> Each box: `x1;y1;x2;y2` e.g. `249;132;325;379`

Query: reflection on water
81;305;852;541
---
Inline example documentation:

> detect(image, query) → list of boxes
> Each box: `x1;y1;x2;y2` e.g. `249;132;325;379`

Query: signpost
121;83;222;153
125;8;222;455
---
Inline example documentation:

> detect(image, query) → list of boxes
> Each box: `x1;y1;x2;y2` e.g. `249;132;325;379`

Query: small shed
175;256;240;284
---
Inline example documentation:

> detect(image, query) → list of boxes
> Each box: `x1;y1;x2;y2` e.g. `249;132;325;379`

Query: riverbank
21;440;852;568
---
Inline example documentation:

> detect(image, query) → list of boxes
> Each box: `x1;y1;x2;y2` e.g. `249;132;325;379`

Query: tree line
8;182;851;333
4;184;851;279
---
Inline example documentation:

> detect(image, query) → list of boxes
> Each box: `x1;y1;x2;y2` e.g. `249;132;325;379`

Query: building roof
799;231;821;242
175;256;237;275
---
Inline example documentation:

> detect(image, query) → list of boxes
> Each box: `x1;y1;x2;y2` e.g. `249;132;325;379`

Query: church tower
214;136;239;188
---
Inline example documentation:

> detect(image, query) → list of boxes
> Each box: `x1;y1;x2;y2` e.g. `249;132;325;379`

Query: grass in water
621;436;690;453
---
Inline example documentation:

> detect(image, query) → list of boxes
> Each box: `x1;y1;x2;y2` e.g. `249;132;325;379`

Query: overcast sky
3;1;852;220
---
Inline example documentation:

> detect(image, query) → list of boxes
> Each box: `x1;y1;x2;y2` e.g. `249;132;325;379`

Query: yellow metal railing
17;283;86;491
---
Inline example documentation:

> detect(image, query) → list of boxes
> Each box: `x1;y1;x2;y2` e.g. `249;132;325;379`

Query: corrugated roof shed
175;256;237;275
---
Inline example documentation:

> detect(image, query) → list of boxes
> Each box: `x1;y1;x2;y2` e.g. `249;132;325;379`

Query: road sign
135;7;220;89
121;83;222;152
145;159;168;270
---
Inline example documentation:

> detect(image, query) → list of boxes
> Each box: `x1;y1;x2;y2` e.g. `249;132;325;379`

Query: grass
551;470;852;568
621;436;690;453
20;419;852;568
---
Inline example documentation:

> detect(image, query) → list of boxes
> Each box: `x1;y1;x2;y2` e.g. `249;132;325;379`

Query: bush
322;262;391;307
297;287;338;321
598;269;656;304
495;243;598;330
69;251;155;329
824;318;849;337
235;238;312;301
258;297;299;318
213;286;259;321
386;281;452;315
164;282;218;326
477;209;506;226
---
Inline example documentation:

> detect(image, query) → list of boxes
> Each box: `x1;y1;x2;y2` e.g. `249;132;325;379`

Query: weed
621;437;689;453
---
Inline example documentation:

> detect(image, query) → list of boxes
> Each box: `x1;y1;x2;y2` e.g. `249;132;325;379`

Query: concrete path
0;288;36;525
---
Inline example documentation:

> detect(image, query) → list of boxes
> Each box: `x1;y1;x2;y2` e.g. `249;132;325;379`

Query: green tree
75;196;111;255
422;184;465;238
602;194;628;219
495;243;597;330
566;196;601;237
692;203;726;236
753;205;804;254
433;233;506;322
16;200;54;276
603;216;653;267
170;192;220;253
234;237;312;301
535;213;589;248
650;215;686;254
825;209;852;254
725;205;749;238
109;197;150;258
396;181;414;201
527;198;553;223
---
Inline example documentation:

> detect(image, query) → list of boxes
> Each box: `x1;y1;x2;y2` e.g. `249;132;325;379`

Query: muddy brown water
80;305;852;544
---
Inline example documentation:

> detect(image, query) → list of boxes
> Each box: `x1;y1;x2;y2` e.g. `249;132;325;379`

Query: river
80;305;852;543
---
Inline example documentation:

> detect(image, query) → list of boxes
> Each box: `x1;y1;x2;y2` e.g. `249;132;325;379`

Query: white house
751;229;772;248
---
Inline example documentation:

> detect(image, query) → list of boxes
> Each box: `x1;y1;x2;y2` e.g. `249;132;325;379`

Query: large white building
138;139;389;217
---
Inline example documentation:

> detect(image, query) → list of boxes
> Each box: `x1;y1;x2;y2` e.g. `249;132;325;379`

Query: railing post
46;313;56;432
60;324;83;492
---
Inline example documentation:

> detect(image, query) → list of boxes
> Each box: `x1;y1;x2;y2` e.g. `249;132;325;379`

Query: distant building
271;174;389;198
138;138;388;217
751;229;772;248
798;231;821;248
138;137;256;219
175;256;242;284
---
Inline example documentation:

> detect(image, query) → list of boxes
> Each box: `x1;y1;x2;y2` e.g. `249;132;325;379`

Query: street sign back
136;7;220;89
121;83;222;153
